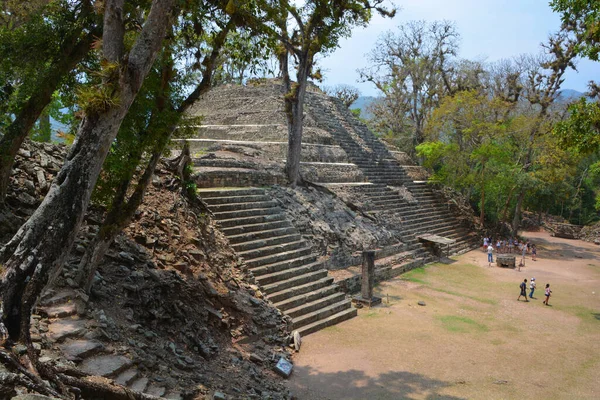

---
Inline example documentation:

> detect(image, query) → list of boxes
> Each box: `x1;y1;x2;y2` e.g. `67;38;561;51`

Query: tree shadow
288;365;467;400
593;313;600;321
520;235;599;262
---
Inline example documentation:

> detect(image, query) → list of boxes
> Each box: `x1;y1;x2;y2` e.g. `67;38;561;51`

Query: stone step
274;284;340;311
39;303;78;318
250;253;318;276
238;239;307;261
263;270;329;295
213;206;281;221
40;290;77;307
220;214;288;231
245;246;313;269
255;260;325;285
114;368;140;386
197;188;265;198
129;376;149;392
209;200;279;213
48;318;87;343
146;383;167;397
227;225;297;244
80;355;133;378
232;233;302;253
59;339;105;361
291;299;353;330
202;194;271;205
285;292;346;319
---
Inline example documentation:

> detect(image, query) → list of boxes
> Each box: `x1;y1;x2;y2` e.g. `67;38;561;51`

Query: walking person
532;244;537;261
529;277;536;299
487;243;494;267
543;284;552;305
518;279;529;301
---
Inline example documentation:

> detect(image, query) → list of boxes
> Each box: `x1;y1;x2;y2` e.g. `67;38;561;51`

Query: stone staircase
307;94;411;186
37;290;179;399
357;182;478;255
199;187;357;336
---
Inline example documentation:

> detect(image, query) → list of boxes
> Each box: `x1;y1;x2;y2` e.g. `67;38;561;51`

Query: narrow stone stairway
199;187;357;336
307;94;410;186
37;289;179;399
358;183;478;255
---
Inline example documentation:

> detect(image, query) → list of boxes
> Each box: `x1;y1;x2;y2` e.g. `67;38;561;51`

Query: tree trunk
76;19;233;294
511;190;525;236
0;24;96;205
0;0;175;343
479;164;485;225
37;109;52;142
284;55;309;186
500;185;515;223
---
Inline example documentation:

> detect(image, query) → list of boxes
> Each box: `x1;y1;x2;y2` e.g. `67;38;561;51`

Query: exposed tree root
0;346;161;400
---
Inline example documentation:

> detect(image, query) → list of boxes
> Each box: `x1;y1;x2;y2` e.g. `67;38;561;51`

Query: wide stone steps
295;308;357;337
250;253;318;276
199;187;356;336
286;292;346;318
267;276;334;303
291;299;353;330
220;215;289;232
262;269;329;294
213;206;281;220
232;233;302;253
203;194;271;205
244;246;313;269
274;284;340;311
237;238;306;259
228;226;297;245
255;260;325;285
209;200;278;213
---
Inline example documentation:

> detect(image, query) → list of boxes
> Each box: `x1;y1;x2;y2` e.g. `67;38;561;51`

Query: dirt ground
287;231;600;400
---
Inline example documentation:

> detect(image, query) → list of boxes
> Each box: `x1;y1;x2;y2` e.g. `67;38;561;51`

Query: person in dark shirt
518;279;529;302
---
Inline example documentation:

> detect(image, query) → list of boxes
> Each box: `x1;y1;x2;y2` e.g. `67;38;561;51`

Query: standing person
521;242;527;265
487;243;494;267
532;244;537;261
518;279;529;302
508;238;514;253
543;284;552;305
483;237;489;252
529;277;536;299
496;239;501;254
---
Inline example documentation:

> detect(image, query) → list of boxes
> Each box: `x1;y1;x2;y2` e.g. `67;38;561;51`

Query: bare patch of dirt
287;231;600;400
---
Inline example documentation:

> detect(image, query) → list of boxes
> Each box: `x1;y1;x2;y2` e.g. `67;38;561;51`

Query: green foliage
555;98;600;154
551;0;600;61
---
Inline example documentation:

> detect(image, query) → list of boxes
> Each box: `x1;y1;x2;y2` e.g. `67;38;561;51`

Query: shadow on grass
289;366;466;400
593;313;600;321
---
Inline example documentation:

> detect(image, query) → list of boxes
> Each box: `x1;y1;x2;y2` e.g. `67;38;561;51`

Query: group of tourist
518;278;552;305
482;237;537;267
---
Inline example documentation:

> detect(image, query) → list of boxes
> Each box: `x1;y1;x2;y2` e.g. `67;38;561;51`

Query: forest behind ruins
0;0;599;398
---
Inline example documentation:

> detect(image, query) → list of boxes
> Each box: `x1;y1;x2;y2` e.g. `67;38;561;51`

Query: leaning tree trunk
76;19;233;294
0;27;96;205
0;0;175;344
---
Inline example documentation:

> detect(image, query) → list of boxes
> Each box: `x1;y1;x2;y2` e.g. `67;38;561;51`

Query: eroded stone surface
129;376;149;392
42;302;77;318
79;354;132;377
48;318;87;342
59;339;104;360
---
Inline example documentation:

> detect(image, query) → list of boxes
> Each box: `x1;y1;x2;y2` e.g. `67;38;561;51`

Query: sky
318;0;599;97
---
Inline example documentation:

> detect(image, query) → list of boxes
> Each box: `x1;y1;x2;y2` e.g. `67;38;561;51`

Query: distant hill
557;89;585;101
350;96;378;119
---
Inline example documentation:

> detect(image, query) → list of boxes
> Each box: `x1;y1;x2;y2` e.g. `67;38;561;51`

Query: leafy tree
0;0;178;346
0;0;100;203
272;0;395;185
324;84;361;107
360;20;459;155
76;3;250;294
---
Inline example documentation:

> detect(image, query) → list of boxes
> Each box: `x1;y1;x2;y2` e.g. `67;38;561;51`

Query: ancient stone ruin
181;81;479;335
